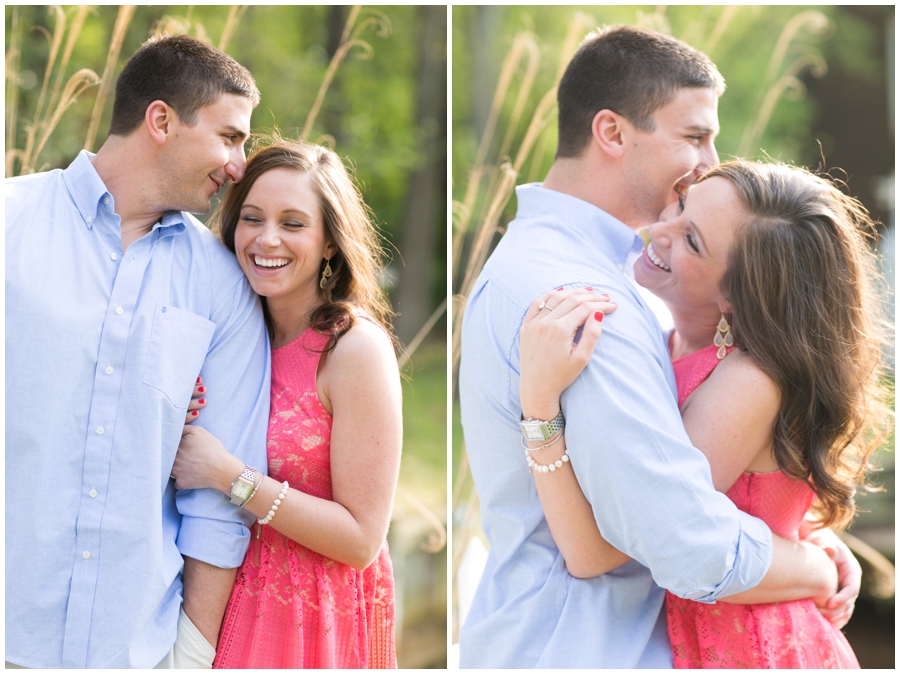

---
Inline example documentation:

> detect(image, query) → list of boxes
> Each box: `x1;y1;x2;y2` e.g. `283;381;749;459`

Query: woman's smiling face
233;167;336;311
633;176;746;313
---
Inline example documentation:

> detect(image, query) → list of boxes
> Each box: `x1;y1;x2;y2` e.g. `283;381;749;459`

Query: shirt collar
514;183;644;264
62;150;109;229
62;149;187;235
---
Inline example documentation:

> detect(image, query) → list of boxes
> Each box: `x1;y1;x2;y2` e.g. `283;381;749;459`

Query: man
458;26;858;667
6;35;269;668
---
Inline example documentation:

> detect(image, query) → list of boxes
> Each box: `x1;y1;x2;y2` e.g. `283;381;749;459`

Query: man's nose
226;145;247;183
699;139;719;175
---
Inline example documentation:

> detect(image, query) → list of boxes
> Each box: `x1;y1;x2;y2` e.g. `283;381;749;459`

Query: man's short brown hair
556;25;724;158
109;34;260;136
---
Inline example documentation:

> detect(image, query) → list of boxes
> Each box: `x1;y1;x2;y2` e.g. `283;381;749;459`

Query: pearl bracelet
258;481;289;525
526;448;570;474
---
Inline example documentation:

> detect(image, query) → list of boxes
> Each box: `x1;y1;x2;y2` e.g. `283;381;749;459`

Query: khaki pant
155;606;217;668
6;606;216;669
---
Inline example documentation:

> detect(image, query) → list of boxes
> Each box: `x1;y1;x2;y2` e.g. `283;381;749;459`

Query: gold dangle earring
319;257;332;290
714;313;734;360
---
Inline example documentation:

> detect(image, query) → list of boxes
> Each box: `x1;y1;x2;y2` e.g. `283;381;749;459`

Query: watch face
521;423;547;442
232;477;254;501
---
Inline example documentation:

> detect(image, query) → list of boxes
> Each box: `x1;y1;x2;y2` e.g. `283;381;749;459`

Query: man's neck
542;156;647;233
92;137;168;251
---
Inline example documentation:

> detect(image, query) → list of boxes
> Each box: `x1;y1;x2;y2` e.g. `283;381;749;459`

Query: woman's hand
519;286;617;420
802;528;861;628
184;376;208;424
173;425;243;493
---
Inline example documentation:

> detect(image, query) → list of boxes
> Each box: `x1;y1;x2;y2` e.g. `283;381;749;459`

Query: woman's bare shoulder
327;316;398;377
709;348;781;409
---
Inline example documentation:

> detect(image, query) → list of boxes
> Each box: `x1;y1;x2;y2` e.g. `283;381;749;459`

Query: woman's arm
175;319;402;570
519;288;628;577
521;301;851;615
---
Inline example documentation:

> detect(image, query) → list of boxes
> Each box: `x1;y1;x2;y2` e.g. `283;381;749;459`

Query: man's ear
591;109;627;159
145;100;175;146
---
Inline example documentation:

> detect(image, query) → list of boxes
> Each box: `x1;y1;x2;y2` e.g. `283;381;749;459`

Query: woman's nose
258;223;280;247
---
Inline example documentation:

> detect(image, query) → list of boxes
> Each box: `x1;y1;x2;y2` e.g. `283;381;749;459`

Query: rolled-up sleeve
558;298;773;602
176;275;270;568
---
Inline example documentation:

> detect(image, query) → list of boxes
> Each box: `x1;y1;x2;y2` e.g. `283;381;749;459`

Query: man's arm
722;536;836;605
181;557;238;647
176;274;270;568
552;295;774;601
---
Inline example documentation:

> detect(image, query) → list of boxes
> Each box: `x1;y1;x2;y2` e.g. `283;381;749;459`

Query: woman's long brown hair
216;138;395;352
703;160;892;529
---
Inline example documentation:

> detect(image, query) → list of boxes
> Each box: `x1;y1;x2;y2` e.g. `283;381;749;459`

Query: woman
171;140;402;668
518;160;890;668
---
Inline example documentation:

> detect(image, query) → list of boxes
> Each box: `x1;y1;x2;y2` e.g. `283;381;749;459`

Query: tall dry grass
450;6;855;641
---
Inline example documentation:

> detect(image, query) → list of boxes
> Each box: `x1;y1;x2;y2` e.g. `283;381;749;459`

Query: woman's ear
591;109;627;159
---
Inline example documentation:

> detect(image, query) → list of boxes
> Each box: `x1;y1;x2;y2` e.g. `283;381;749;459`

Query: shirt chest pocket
143;304;216;408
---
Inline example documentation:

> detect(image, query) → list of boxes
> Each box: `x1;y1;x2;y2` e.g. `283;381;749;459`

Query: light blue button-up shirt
458;184;773;668
5;151;270;668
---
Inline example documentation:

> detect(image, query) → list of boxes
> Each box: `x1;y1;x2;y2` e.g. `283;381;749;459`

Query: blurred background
6;5;447;668
451;5;894;668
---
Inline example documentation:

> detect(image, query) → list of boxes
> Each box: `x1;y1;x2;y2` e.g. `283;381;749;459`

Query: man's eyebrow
686;124;718;136
222;125;249;141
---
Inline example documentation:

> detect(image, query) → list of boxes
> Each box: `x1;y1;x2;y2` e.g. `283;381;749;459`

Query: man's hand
182;557;238;649
803;528;861;628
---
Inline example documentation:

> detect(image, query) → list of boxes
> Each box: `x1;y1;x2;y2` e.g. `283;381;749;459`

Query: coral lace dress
665;343;859;669
213;328;397;668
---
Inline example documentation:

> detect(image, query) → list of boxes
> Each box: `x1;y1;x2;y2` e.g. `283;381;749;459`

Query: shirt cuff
679;512;774;604
176;510;253;569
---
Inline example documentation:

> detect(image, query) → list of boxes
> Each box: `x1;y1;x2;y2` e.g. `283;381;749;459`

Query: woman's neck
267;296;322;349
667;302;722;360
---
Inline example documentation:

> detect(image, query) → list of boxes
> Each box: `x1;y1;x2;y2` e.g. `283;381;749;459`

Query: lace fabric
213;328;396;668
666;343;859;669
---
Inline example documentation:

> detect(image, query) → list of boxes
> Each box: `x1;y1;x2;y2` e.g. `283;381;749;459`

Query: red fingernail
595;311;604;322
198;386;205;393
585;286;593;291
600;293;610;299
196;377;201;383
198;399;206;405
191;411;199;417
557;287;563;291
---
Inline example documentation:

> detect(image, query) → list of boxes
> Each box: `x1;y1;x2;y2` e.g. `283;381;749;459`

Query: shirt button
103;196;111;205
82;551;91;559
86;215;93;223
111;252;118;261
96;426;105;435
115;306;124;315
617;263;624;271
89;489;98;498
105;366;114;375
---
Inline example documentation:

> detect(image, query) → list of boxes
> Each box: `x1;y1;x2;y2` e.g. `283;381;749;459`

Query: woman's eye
685;232;699;253
677;194;685;213
283;221;304;229
240;215;261;224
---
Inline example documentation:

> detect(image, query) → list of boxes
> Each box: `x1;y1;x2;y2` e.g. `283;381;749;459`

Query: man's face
623;87;720;226
159;93;253;214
